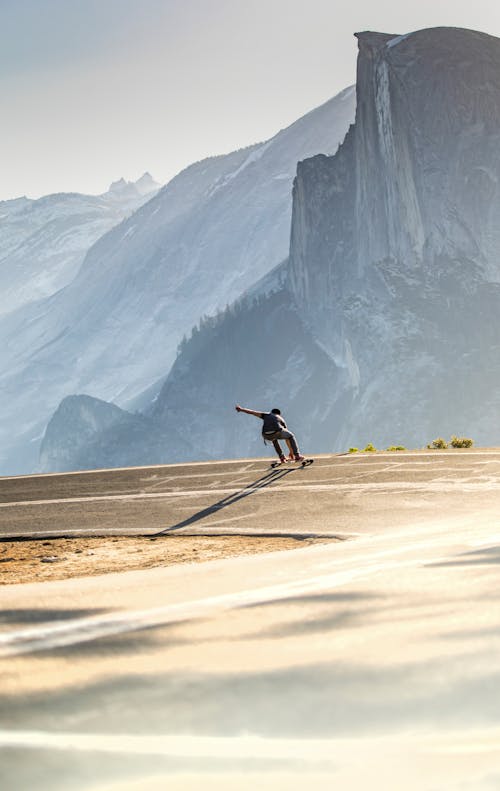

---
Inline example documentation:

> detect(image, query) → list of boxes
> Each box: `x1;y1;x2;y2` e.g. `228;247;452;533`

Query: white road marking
0;457;270;481
0;561;401;656
0;727;499;759
3;480;500;509
1;451;499;482
0;730;339;759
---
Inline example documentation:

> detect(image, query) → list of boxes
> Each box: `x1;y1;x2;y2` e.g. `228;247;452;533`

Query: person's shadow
153;466;296;536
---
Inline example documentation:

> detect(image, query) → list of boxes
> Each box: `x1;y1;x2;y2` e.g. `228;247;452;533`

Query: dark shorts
263;429;294;442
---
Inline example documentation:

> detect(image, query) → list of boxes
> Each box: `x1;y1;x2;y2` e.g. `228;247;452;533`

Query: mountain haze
42;26;500;470
0;175;159;316
0;88;355;474
39;394;197;473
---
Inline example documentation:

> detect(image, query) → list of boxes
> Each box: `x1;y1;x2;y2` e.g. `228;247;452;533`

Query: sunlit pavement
1;451;500;790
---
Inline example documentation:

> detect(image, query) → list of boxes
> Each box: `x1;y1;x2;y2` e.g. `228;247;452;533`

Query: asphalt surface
2;450;500;790
2;450;500;539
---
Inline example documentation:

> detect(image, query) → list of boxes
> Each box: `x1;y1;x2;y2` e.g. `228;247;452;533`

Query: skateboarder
235;404;304;464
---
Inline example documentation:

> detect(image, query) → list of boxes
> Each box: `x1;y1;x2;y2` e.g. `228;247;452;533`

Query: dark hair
271;408;281;415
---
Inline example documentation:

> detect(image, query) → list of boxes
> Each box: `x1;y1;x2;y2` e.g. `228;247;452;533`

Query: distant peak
108;177;129;193
134;172;160;195
107;173;159;196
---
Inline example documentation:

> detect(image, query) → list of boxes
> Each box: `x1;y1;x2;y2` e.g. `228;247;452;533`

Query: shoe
294;454;305;462
279;455;287;464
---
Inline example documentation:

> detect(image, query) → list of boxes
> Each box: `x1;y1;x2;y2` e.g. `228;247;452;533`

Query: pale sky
2;0;500;200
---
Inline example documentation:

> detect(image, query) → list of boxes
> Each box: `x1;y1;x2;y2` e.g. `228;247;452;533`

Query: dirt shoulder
0;535;336;585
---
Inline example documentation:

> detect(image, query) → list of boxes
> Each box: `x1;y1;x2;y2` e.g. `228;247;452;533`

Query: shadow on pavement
244;610;363;639
236;591;383;640
39;621;194;659
428;545;500;567
0;618;197;661
5;658;500;740
0;608;108;625
154;466;295;536
240;591;379;609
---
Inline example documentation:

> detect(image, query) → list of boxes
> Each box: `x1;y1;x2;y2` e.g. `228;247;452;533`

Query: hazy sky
2;0;500;200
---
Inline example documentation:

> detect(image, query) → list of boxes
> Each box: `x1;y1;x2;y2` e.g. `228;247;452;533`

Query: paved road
2;450;500;790
2;450;500;539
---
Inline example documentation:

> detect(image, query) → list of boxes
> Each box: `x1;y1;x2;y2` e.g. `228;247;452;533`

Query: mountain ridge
45;25;500;470
0;173;160;317
0;86;355;474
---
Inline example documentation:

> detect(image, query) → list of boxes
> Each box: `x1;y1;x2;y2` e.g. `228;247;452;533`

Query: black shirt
260;412;286;434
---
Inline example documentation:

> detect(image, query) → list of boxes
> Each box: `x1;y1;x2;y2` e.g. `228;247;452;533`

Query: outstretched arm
235;405;262;418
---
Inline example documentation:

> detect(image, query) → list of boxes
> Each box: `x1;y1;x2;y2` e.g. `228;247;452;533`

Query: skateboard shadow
153;466;295;536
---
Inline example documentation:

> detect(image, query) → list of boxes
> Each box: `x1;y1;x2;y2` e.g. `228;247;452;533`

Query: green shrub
427;438;448;449
363;443;377;452
348;447;359;453
386;445;407;451
450;435;473;448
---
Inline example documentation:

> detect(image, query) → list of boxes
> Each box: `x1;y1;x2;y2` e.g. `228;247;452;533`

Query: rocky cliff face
286;27;500;448
39;394;196;472
151;26;500;460
40;27;500;471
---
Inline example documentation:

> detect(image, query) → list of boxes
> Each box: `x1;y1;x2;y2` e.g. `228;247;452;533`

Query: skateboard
271;458;314;469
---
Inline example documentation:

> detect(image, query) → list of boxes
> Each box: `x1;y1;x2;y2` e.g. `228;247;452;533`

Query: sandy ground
0;534;333;585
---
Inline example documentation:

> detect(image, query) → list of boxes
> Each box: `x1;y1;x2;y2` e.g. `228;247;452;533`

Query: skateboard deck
270;458;314;469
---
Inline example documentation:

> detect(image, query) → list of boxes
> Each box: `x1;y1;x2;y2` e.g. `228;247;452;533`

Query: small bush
348;447;359;453
427;438;448;449
363;443;377;452
386;445;407;451
450;435;473;448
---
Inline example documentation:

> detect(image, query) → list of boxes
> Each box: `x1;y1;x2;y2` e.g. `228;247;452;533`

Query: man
235;404;304;464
